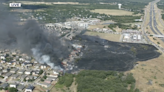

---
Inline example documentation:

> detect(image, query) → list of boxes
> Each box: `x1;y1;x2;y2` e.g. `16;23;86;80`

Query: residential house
22;62;33;67
7;61;16;65
34;61;38;64
47;77;57;81
39;83;50;88
26;76;34;80
1;83;9;88
25;70;32;75
4;73;12;78
19;58;24;61
32;70;40;76
20;75;27;80
0;56;5;60
11;74;19;79
10;83;17;88
48;74;58;78
24;85;35;92
2;68;10;73
10;68;18;73
18;84;25;91
11;51;16;55
18;69;25;74
40;64;47;69
0;72;3;75
53;71;59;75
0;66;4;70
33;76;38;80
34;64;40;69
44;79;53;84
25;60;30;63
1;60;6;64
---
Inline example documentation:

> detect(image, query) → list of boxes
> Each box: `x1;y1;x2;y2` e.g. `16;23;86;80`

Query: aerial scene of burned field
0;0;164;92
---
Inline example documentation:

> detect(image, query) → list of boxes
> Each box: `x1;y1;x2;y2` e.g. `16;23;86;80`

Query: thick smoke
0;2;70;69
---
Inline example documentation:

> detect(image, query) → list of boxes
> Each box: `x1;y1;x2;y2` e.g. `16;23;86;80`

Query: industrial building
122;29;143;43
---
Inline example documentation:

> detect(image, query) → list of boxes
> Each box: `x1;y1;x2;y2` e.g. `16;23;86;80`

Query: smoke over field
0;2;70;69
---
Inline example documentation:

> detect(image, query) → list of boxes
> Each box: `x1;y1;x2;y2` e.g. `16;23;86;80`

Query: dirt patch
85;31;121;42
70;78;77;92
88;25;106;30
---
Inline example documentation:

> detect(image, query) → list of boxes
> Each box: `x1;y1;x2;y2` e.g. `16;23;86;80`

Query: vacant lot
126;53;164;92
90;9;134;16
85;31;121;42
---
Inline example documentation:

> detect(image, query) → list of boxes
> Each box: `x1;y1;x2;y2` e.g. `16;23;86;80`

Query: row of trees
110;16;141;23
108;23;138;30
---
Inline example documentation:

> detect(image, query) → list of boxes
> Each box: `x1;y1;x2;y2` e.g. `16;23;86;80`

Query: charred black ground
72;35;161;71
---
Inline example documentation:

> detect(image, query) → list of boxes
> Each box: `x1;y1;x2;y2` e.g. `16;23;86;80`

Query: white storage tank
133;35;137;40
124;34;130;39
138;35;141;40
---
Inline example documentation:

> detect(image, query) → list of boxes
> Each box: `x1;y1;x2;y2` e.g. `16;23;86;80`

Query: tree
41;78;44;82
43;75;47;79
39;69;43;75
134;88;140;92
4;87;8;90
8;87;18;92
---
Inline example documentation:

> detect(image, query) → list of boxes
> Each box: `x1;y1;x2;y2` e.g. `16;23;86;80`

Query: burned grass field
72;35;161;71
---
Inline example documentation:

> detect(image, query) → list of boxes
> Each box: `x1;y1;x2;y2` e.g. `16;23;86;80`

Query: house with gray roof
4;73;12;78
11;74;19;79
10;68;19;73
1;83;9;88
18;69;25;74
26;76;34;80
20;75;27;80
17;84;25;91
25;85;35;92
2;68;10;73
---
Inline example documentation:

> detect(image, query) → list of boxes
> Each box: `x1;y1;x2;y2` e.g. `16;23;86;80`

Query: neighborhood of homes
0;49;59;92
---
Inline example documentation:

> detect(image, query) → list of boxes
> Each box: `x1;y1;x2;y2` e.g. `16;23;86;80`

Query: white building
72;44;83;49
0;56;5;60
10;83;17;88
133;35;137;40
19;58;24;61
78;22;88;29
138;35;141;40
124;34;130;39
53;71;59;75
40;64;47;69
25;70;32;75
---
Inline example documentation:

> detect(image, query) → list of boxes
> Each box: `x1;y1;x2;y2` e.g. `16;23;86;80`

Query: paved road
151;1;164;42
141;1;164;53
